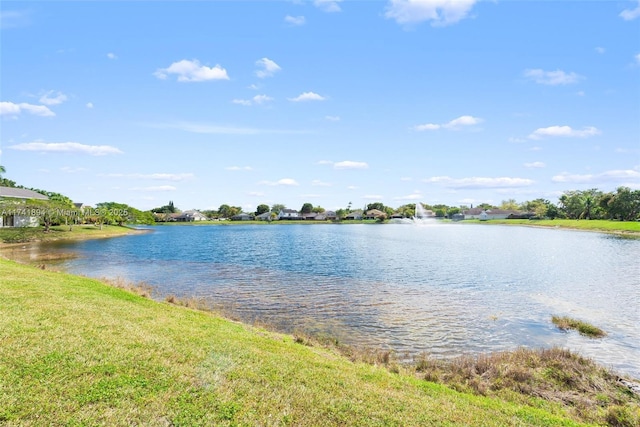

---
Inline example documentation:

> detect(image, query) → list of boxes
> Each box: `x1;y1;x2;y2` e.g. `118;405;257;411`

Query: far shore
153;217;640;236
1;219;638;249
461;218;640;236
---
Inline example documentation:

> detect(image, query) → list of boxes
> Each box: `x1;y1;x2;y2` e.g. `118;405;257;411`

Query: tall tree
366;202;385;212
300;202;313;214
255;204;270;215
500;199;519;210
271;204;286;213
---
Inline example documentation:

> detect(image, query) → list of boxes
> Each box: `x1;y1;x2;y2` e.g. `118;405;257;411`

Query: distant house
255;212;273;221
364;209;386;220
462;208;484;219
463;208;527;221
231;213;253;221
0;186;48;228
314;211;337;221
278;209;301;220
344;210;363;220
174;210;208;222
324;211;337;220
302;212;318;220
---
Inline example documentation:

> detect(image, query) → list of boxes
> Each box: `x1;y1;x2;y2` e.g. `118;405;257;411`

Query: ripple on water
14;224;640;378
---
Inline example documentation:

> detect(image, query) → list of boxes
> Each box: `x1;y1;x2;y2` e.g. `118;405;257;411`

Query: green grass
465;219;640;234
0;258;602;426
551;316;607;338
0;224;138;243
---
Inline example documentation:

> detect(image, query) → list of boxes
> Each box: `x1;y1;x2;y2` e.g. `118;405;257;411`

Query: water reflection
5;223;639;377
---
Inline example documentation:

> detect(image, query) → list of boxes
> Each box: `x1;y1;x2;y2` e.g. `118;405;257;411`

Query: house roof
365;209;385;217
0;186;48;200
463;208;484;215
485;209;522;215
280;209;299;214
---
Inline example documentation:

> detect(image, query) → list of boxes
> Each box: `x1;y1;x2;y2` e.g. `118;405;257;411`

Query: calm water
10;223;640;377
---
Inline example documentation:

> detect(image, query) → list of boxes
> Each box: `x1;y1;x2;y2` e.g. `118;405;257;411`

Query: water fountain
392;203;437;225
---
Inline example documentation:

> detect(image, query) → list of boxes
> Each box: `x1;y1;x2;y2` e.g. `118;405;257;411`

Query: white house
174;210;208;222
277;209;301;220
0;186;49;228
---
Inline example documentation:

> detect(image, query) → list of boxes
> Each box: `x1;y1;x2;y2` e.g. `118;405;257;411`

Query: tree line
148;186;639;222
1;164;638;226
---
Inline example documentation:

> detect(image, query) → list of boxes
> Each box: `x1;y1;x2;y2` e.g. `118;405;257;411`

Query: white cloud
288;91;326;102
107;173;194;181
0;10;30;29
0;101;55;117
552;170;640;185
232;94;274;106
347;185;358;190
508;137;526;143
259;178;300;186
524;161;546;169
400;177;412;181
248;191;265;197
635;53;640;65
385;0;477;26
334;161;369;170
363;195;383;200
232;99;252;106
413;115;483;131
413;123;441;131
130;185;177;192
529;125;601;139
423;176;535;189
255;58;281;78
595;47;605;54
314;0;343;13
284;15;306;26
523;69;583;85
60;166;88;173
39;91;68;106
325;115;340;121
9;142;122;156
86;102;94;109
107;52;117;60
154;59;229;82
225;166;253;171
444;115;483;128
311;179;332;186
394;193;423;200
620;1;640;20
253;94;273;104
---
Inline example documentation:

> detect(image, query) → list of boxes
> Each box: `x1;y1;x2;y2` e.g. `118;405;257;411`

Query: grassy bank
0;224;140;244
463;219;640;235
0;259;619;426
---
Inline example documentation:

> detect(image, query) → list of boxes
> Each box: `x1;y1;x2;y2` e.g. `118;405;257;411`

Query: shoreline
1;257;638;425
0;224;150;248
151;218;640;235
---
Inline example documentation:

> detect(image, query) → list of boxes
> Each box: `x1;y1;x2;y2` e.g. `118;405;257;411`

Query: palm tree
0;165;5;176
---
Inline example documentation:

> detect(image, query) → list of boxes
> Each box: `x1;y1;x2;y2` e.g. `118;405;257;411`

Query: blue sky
1;0;639;212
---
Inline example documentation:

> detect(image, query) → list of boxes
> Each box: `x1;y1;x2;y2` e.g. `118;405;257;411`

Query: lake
9;222;640;377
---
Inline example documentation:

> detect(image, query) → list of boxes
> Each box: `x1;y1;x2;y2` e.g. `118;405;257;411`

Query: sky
1;0;639;213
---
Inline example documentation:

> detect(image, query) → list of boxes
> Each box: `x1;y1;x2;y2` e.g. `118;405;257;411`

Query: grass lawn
463;219;640;234
0;224;142;244
0;258;602;426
